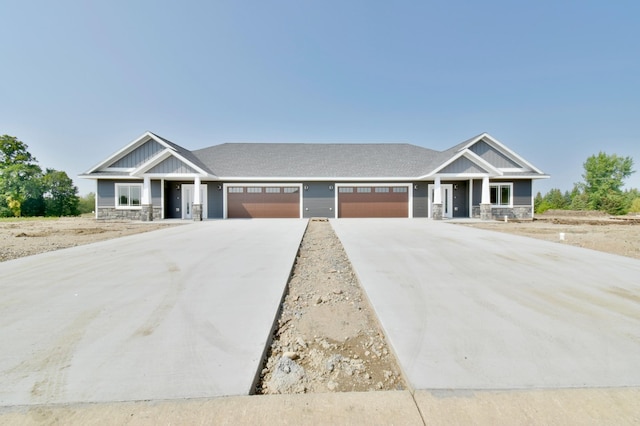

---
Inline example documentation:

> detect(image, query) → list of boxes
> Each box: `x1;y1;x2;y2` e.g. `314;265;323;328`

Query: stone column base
141;204;153;222
432;203;443;220
480;203;492;220
192;204;203;221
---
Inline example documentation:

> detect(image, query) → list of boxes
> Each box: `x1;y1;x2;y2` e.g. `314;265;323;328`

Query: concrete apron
1;388;638;425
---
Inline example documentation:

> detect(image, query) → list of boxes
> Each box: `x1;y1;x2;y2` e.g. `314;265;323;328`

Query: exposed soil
461;213;640;260
256;219;406;394
0;217;181;262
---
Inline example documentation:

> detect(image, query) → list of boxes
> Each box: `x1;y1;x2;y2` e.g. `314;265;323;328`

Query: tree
78;192;96;214
0;135;43;217
42;169;80;216
577;152;635;214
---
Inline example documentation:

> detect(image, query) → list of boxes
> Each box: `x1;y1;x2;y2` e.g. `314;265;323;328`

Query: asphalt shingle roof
191;143;443;178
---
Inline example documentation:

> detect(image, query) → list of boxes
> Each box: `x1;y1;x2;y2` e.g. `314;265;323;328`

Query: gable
469;140;521;169
147;156;197;174
440;156;489;174
109;139;164;168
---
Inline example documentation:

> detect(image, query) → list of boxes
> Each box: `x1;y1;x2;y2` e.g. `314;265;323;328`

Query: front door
428;184;453;219
182;184;208;219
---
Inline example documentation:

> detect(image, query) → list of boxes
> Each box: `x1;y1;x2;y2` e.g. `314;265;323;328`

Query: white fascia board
216;176;418;182
492;175;551;180
85;131;158;174
477;133;545;175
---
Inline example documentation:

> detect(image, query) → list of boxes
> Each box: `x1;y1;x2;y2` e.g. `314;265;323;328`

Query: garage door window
284;187;299;193
357;187;371;193
339;187;353;193
393;187;408;193
247;187;262;193
375;187;389;193
228;187;243;193
266;187;281;193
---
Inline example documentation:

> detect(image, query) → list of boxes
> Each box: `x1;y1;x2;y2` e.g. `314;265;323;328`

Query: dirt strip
257;219;406;394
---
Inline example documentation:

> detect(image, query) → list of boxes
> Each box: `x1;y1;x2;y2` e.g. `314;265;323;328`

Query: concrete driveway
331;219;640;390
0;219;307;405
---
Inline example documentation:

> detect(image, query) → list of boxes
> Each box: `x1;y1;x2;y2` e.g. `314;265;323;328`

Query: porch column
469;179;473;218
480;176;491;220
192;176;203;221
432;176;443;220
141;176;153;222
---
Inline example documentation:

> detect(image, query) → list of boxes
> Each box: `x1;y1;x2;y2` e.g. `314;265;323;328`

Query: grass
0;216;64;223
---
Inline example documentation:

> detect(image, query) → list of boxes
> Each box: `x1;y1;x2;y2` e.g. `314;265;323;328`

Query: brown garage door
338;186;409;218
227;186;300;218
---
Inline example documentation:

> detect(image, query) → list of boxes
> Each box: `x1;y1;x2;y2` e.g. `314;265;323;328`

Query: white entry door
428;184;454;219
182;184;208;219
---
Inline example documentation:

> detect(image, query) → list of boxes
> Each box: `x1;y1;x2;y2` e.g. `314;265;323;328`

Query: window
228;187;243;193
375;187;389;193
393;187;408;193
490;183;512;207
283;187;299;193
357;187;371;193
247;187;262;193
265;187;281;193
339;187;353;193
116;184;142;208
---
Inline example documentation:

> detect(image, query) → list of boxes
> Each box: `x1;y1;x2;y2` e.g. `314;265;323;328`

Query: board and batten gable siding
469;141;521;169
109;140;163;168
303;182;335;218
440;157;488;174
147;156;198;174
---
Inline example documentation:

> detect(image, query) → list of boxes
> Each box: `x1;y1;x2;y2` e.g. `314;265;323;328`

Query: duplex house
81;132;548;221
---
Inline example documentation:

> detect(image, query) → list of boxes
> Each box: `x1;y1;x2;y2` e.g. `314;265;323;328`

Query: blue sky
1;1;638;196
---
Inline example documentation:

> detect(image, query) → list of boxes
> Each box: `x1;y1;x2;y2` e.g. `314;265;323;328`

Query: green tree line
535;152;639;215
0;134;93;217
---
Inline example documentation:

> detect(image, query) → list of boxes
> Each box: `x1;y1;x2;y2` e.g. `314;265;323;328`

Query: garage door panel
227;187;300;218
338;187;408;218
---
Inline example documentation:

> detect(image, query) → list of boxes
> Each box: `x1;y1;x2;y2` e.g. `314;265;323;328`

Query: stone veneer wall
471;206;532;220
97;207;162;220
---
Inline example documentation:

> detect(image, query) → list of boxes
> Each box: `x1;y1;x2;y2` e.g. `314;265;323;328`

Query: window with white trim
357;187;371;193
228;187;243;193
339;187;353;193
490;183;513;207
393;187;408;193
265;187;281;193
247;187;262;193
375;187;389;193
283;187;299;193
116;183;142;208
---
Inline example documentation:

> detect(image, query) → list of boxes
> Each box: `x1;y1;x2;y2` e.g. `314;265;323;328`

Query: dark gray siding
472;179;482;205
151;180;162;205
469;141;520;168
513;180;532;205
451;181;468;217
109;140;163;168
97;180;116;206
303;182;335;218
413;184;428;218
208;183;224;218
